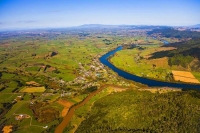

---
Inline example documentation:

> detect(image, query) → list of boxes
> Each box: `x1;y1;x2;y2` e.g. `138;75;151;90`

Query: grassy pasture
192;72;200;81
2;101;60;133
1;87;18;93
110;46;172;81
1;73;15;79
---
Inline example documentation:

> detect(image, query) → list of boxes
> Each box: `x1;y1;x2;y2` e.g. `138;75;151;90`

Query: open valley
1;1;200;132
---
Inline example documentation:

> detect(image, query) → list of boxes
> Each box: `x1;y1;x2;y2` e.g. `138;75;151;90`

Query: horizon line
0;23;199;31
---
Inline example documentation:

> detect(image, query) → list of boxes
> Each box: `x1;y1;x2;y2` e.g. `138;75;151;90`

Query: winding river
55;46;200;133
55;85;109;133
99;46;200;89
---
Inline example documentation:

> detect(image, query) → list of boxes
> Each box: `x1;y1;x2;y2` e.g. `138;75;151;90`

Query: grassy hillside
150;39;200;72
147;28;200;39
76;89;200;133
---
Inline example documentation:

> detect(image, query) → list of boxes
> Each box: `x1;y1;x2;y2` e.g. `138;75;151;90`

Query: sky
0;0;200;30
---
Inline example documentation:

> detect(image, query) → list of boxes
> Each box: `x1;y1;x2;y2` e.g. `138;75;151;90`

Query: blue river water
99;46;200;89
162;40;169;44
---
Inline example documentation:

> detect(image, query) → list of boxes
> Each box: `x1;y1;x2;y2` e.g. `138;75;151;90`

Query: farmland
172;70;200;83
0;27;150;132
0;26;200;133
110;45;174;81
1;0;200;131
20;87;46;93
110;43;200;83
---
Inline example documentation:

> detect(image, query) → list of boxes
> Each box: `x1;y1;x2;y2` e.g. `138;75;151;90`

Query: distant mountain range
78;24;170;29
78;24;119;28
78;24;200;29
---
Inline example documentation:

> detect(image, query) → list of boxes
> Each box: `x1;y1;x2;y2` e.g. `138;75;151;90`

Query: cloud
17;20;37;23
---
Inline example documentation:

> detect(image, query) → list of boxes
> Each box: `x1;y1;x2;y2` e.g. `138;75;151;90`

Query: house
15;114;24;120
43;126;48;129
15;114;30;120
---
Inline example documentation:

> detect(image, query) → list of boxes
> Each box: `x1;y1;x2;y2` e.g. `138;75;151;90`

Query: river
55;45;200;133
55;85;110;133
162;40;169;44
99;46;200;89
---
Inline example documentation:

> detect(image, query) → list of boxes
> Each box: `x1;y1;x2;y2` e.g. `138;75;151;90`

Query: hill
147;28;200;39
154;38;200;59
150;39;200;71
75;89;200;133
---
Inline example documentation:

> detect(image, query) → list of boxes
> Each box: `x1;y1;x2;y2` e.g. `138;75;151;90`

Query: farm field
0;28;147;132
172;70;200;83
20;87;46;93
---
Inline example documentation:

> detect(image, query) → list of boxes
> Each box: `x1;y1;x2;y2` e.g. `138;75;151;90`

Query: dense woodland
168;54;193;68
76;90;200;133
166;38;200;59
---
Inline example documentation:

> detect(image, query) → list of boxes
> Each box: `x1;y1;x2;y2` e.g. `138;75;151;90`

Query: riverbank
99;46;200;89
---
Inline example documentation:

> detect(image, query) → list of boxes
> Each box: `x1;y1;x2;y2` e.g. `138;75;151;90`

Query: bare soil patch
172;70;200;83
144;57;169;68
57;99;73;117
155;47;177;52
110;86;128;92
2;125;12;133
26;81;41;87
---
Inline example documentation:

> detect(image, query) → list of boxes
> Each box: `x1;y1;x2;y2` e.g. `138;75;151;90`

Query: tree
152;64;156;69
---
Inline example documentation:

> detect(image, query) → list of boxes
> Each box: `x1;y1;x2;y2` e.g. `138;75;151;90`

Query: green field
1;27;200;133
0;29;137;132
110;45;173;81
